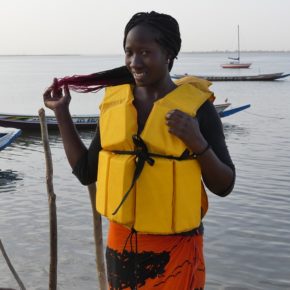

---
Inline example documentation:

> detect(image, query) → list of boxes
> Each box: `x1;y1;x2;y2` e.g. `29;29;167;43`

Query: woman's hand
43;78;71;112
166;109;234;195
43;79;88;168
166;109;208;153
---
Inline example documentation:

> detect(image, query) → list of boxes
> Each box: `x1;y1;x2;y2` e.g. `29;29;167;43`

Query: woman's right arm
43;82;87;169
72;125;101;185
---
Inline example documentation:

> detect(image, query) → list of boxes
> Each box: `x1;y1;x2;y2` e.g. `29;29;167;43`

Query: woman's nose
130;54;143;68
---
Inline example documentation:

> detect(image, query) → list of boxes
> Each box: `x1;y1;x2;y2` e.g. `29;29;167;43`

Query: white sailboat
221;25;251;69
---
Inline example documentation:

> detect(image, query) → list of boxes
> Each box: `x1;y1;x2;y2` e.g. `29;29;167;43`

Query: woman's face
124;25;170;87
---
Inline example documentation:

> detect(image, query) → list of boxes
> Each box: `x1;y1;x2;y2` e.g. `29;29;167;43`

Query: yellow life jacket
96;77;212;234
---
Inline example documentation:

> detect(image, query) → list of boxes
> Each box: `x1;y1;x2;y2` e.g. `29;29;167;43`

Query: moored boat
0;113;98;130
214;103;231;113
0;100;251;132
221;25;252;69
0;126;22;151
172;72;290;81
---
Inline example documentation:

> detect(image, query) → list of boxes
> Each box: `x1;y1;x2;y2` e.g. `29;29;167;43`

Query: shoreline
0;50;290;57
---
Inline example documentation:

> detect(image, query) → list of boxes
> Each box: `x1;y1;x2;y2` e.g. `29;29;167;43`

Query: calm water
1;52;290;290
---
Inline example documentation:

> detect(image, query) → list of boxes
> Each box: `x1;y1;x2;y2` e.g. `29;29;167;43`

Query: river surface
1;52;290;289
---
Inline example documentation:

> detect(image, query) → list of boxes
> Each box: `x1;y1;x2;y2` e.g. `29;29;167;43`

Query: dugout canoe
0;113;98;130
172;72;290;81
0;102;249;131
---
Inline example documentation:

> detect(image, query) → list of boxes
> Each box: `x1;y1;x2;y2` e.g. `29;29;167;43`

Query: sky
0;0;290;55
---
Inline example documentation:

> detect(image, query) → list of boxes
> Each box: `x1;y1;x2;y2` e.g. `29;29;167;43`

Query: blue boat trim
219;104;251;118
0;128;22;151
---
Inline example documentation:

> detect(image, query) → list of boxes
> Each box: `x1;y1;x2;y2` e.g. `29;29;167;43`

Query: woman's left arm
166;100;235;196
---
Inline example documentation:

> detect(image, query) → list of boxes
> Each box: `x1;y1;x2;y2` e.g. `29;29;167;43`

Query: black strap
112;134;195;215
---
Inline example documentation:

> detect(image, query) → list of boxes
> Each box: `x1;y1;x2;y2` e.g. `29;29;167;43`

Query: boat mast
237;25;240;62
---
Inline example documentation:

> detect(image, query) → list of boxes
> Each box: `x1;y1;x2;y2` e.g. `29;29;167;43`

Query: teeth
134;72;145;78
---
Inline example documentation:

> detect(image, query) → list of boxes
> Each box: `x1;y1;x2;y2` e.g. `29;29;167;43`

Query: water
1;52;290;289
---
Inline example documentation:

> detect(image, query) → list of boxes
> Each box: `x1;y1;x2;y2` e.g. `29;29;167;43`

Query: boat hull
214;103;231;113
221;63;251;69
0;104;233;131
172;72;290;81
0;114;98;130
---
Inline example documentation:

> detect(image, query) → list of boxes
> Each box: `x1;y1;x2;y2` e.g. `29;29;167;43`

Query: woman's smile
132;71;147;81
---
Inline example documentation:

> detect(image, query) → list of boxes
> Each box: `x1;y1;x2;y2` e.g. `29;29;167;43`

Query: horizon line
0;50;290;57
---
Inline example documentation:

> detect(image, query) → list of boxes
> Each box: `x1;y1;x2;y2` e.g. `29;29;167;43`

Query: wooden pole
87;183;107;290
0;239;26;290
38;108;57;290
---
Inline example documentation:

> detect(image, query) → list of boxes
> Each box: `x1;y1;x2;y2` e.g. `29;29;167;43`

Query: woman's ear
165;53;172;64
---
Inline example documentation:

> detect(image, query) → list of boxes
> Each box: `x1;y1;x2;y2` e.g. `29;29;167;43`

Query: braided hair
55;11;181;92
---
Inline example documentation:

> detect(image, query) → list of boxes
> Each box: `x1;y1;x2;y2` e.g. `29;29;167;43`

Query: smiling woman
43;11;235;290
124;24;171;87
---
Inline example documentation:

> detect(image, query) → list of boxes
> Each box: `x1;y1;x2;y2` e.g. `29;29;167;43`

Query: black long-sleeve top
72;100;235;196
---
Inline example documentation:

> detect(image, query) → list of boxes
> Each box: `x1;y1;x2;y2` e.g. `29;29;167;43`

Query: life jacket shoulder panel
99;84;137;151
140;83;211;155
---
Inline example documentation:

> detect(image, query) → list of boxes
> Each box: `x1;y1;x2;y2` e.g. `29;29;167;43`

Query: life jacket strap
112;134;195;215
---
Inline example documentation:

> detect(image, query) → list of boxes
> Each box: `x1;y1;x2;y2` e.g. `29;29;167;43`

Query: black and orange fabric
106;222;205;290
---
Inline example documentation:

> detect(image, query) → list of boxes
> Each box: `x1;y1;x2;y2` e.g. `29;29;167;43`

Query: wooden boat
0;126;22;151
0;103;247;131
0;113;98;130
221;25;252;69
172;72;290;81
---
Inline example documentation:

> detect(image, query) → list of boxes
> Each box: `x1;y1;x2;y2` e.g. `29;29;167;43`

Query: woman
43;11;235;290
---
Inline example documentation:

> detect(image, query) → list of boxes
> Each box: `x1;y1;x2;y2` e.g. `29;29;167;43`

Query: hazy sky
1;0;290;55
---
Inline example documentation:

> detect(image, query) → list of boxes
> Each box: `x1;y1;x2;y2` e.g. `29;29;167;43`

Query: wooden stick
0;239;26;290
38;108;57;290
87;183;107;290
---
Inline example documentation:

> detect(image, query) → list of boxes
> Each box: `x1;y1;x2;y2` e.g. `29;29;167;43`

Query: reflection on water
18;129;96;147
0;169;22;191
223;123;250;139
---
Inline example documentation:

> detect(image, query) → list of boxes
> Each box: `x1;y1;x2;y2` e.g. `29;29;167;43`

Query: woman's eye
141;51;149;56
125;50;132;56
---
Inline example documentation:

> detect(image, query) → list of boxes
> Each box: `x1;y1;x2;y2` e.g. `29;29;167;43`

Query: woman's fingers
64;84;70;97
166;109;183;119
64;85;72;103
166;109;200;137
43;80;71;111
166;110;190;129
52;78;63;98
52;78;57;97
43;87;53;100
43;79;64;100
165;109;207;151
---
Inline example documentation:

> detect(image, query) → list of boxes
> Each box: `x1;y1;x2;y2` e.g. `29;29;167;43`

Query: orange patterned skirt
106;222;205;290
